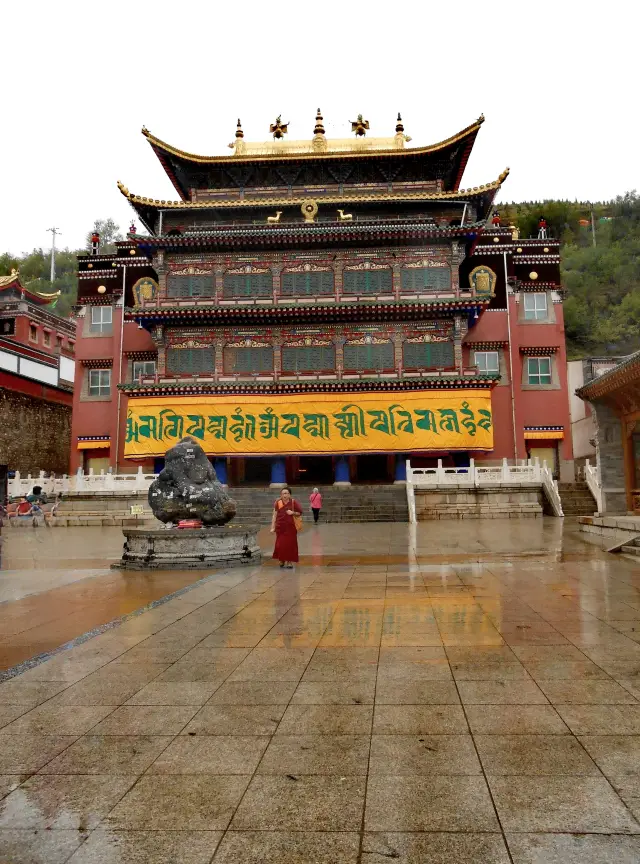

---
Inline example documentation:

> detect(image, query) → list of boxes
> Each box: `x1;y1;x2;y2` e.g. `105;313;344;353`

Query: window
88;369;111;397
527;357;552;385
524;292;548;320
343;341;394;371
90;306;112;333
282;345;335;373
281;271;334;296
343;268;393;295
474;351;500;374
29;324;38;343
167;348;215;375
403;341;455;370
133;360;156;379
401;266;451;293
43;331;51;348
223;272;272;299
223;346;274;374
56;334;64;349
167;274;215;298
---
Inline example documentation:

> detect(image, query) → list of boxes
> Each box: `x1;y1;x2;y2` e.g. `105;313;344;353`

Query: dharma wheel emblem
301;200;318;223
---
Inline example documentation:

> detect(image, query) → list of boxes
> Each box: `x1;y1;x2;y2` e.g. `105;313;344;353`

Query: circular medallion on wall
301;200;318;222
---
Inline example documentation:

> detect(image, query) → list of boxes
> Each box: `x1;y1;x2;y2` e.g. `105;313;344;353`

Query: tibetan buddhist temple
70;111;574;486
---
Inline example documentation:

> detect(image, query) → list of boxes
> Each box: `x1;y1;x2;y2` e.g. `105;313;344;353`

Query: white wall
20;357;59;386
59;355;75;383
0;350;18;373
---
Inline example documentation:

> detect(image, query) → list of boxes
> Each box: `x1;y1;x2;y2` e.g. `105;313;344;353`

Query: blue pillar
334;455;351;486
394;455;407;484
213;458;228;486
269;457;287;488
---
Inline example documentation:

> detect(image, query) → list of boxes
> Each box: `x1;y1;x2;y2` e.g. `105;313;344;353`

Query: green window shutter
166;348;214;374
223;273;273;299
402;341;455;369
400;267;451;293
282;345;335;372
281;271;334;296
343;342;394;371
223;346;274;374
343;268;393;294
167;275;215;298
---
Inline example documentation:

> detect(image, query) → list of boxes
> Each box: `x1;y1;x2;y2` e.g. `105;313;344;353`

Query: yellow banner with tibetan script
124;390;493;458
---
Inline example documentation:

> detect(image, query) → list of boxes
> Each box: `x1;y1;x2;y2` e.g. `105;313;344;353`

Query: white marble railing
8;467;157;497
584;458;603;513
405;457;564;522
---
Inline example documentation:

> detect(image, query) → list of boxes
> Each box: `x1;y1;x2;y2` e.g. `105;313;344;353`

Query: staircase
619;536;640;558
46;485;409;526
557;482;597;517
228;485;409;524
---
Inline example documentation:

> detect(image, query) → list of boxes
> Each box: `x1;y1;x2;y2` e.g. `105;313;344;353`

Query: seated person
26;485;48;504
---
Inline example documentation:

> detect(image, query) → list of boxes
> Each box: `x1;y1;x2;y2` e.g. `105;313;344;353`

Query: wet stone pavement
0;519;639;862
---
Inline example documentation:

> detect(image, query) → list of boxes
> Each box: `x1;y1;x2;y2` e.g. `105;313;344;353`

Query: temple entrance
241;457;272;485
355;454;393;483
296;456;333;486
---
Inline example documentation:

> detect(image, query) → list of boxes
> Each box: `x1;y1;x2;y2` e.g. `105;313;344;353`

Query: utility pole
591;209;596;248
47;227;61;282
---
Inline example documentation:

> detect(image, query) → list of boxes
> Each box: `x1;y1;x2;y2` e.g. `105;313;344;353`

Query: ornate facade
70;112;573;485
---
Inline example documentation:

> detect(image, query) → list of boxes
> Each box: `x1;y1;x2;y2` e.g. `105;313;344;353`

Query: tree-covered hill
1;202;639;359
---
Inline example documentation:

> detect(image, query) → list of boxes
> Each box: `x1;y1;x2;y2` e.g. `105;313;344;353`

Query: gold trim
140;115;485;166
117;169;509;212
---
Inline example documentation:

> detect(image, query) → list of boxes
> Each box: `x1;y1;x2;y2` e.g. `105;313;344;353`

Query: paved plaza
0;520;639;862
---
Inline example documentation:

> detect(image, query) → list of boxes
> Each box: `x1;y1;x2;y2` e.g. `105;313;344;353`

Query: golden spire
235;118;244;139
313;108;325;137
395;113;404;134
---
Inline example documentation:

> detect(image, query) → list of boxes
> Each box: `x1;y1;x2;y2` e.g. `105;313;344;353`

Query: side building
70;112;573;484
0;271;76;479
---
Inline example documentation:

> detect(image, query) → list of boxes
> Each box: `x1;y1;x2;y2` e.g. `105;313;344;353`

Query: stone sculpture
148;436;236;526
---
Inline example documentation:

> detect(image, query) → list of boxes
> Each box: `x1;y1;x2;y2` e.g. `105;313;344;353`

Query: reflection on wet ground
0;519;639;862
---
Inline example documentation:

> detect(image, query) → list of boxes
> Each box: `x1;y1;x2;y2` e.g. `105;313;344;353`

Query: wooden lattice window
167;274;215;298
223;346;274;374
343;341;395;371
400;267;451;293
343;268;393;295
166;347;215;374
223;272;273;299
281;271;334;296
403;340;455;369
282;345;335;373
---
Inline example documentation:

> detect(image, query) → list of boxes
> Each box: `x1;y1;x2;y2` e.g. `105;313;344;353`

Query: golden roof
0;269;20;288
141;115;485;164
118;168;509;211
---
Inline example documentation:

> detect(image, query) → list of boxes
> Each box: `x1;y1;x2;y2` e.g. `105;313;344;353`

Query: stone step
620;545;640;556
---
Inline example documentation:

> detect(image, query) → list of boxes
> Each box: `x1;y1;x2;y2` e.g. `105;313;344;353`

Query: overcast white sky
2;1;637;256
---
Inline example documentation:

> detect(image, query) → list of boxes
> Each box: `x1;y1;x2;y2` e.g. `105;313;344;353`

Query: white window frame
90;306;113;333
133;360;156;379
527;356;552;386
88;368;111;397
474;351;500;374
524;292;548;320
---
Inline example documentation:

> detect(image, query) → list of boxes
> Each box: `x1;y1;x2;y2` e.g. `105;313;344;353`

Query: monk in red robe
270;487;302;568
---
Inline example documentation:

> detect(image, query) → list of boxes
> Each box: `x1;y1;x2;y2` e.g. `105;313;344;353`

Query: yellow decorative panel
124;390;493;458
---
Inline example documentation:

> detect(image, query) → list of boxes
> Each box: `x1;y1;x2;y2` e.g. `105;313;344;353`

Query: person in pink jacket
309;487;323;523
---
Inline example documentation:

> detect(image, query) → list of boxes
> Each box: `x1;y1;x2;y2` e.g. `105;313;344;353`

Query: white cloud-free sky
2;1;637;255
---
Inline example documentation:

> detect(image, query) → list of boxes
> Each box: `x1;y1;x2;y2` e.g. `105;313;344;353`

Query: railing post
501;458;509;482
75;467;85;492
437;459;444;484
135;466;145;490
469;458;477;487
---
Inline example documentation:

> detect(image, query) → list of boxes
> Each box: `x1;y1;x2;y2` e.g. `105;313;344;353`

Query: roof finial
270;115;289;139
351;114;370;137
235;118;244;139
395;113;404;134
313;108;325;137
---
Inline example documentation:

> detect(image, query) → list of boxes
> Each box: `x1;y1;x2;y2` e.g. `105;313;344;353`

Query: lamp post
47;227;61;282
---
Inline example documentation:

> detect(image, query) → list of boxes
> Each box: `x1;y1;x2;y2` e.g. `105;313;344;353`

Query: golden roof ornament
351;114;370;137
270;115;289;139
394;113;412;148
312;108;327;152
395;113;404;134
228;119;246;154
